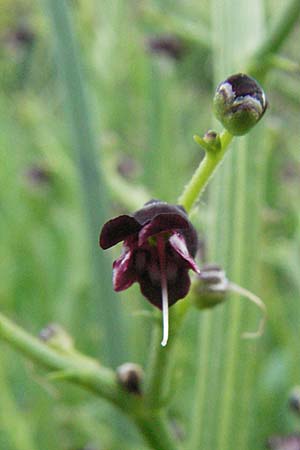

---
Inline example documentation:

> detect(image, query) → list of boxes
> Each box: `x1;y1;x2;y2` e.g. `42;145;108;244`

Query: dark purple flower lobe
99;215;141;249
169;233;200;274
113;241;137;292
138;213;189;246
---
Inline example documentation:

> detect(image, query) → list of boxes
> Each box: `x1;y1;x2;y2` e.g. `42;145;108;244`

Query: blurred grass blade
189;0;266;449
41;0;126;366
0;351;38;450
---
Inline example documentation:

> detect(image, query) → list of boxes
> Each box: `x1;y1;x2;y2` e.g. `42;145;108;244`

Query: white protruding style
156;235;169;347
161;274;169;347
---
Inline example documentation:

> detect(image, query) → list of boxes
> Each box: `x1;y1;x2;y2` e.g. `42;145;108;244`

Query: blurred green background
0;0;300;449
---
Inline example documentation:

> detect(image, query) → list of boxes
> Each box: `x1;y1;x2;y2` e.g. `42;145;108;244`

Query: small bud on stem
116;363;143;395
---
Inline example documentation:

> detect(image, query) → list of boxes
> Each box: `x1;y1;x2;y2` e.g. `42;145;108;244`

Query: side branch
0;312;180;450
0;312;134;410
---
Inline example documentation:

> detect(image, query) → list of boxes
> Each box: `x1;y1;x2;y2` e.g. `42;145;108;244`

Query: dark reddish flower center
99;200;201;346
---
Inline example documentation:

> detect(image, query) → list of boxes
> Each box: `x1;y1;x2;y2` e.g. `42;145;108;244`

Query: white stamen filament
229;282;267;339
161;275;169;347
156;236;169;347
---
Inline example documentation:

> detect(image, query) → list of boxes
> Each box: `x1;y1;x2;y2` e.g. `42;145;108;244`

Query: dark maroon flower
99;200;200;345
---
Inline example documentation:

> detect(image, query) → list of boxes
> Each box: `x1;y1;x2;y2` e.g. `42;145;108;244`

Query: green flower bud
203;130;221;152
191;264;229;310
213;73;267;136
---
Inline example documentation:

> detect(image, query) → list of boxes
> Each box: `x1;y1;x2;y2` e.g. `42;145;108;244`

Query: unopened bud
116;363;143;395
191;264;229;310
192;265;266;338
213;73;267;136
203;131;221;152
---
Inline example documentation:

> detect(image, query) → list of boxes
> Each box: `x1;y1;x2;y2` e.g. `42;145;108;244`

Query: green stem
134;412;181;450
144;130;234;413
144;301;189;408
187;312;213;449
178;130;233;212
144;326;174;408
0;312;122;406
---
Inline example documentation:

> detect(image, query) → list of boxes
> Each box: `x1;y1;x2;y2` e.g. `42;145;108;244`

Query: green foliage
0;0;300;449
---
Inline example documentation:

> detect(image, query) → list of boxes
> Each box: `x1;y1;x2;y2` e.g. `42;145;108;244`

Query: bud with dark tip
213;73;267;136
116;363;143;395
191;264;229;310
203;130;221;152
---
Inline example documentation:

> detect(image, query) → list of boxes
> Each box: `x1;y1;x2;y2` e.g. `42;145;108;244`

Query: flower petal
138;213;189;246
99;215;141;249
168;269;191;305
137;267;191;309
134;200;187;225
138;274;162;309
113;246;136;291
169;233;201;274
